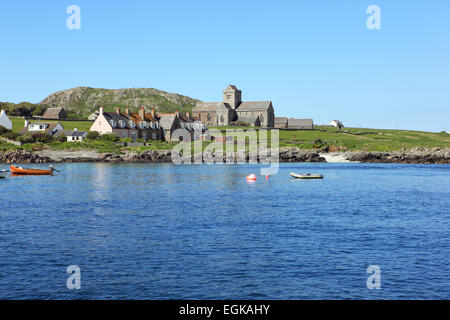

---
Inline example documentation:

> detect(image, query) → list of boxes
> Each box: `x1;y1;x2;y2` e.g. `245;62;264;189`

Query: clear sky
0;0;449;132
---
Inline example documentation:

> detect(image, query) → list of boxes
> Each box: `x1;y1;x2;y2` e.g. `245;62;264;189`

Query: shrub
56;134;67;142
3;132;20;140
87;131;100;140
17;133;35;144
0;125;12;136
100;133;119;142
17;132;54;144
120;137;132;144
33;132;53;143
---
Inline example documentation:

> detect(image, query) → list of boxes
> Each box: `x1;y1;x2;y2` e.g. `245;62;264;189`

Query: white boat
0;169;9;179
290;172;323;179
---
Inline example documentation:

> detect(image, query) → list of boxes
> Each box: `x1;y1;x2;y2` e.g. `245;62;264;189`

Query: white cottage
65;128;87;142
0;110;12;130
21;120;64;136
329;120;344;129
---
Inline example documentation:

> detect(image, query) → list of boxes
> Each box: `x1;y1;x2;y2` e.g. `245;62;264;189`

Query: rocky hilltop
39;87;201;117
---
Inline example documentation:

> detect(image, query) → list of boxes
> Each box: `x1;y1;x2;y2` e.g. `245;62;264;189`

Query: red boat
10;165;58;175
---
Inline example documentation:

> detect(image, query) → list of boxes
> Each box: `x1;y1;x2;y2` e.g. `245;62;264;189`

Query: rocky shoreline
0;147;449;164
337;148;450;164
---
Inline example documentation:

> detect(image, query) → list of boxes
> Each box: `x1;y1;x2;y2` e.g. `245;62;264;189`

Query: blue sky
0;0;449;132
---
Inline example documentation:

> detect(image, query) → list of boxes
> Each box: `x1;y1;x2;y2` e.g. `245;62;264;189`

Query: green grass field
211;126;450;151
5;118;450;152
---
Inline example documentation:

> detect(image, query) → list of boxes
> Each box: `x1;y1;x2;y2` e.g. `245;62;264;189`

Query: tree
100;133;119;142
86;131;100;140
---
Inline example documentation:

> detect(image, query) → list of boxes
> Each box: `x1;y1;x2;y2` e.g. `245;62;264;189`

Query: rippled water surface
0;162;449;299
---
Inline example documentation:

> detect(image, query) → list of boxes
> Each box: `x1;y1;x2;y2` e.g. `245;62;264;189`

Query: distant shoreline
1;147;449;165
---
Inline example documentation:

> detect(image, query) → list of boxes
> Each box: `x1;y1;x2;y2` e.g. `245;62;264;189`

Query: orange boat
10;165;58;176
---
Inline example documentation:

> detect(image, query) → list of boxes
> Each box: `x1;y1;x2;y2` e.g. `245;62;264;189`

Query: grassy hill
39;87;201;118
1;87;201;119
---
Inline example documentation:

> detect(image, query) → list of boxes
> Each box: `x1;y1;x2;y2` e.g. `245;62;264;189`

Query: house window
207;114;211;121
152;133;156;140
142;132;147;140
131;132;136;141
226;94;231;99
122;132;127;138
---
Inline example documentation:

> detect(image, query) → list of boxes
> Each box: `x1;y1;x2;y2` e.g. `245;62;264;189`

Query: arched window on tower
207;114;211;122
220;115;224;123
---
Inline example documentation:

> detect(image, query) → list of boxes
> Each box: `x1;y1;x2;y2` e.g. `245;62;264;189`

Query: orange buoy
265;175;269;180
246;174;257;181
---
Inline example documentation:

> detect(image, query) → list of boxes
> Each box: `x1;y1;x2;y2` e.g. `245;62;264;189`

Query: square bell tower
223;84;242;109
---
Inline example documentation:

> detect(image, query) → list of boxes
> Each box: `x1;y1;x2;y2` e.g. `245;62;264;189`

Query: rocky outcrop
279;147;326;162
341;148;450;164
39;87;201;117
0;150;53;164
119;150;172;162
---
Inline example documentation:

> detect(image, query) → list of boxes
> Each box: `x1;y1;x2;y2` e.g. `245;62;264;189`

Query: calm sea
0;162;449;299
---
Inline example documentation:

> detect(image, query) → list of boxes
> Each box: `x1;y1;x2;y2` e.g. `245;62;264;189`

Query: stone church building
192;85;275;127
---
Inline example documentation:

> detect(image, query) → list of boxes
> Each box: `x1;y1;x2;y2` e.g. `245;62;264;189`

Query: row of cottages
274;117;314;130
90;106;162;141
90;106;206;141
0;110;12;130
192;85;275;127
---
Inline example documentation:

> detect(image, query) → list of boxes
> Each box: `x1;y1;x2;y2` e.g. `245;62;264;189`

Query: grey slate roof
64;130;87;137
237;115;260;125
287;118;313;129
236;101;271;111
274;117;288;124
193;102;230;112
43;107;66;119
159;114;177;130
103;112;134;129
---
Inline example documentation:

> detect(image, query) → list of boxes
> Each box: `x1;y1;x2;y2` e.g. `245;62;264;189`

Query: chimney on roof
99;106;104;115
139;107;145;120
25;120;30;127
151;108;155;118
74;128;78;132
175;110;179;118
186;112;190;120
125;107;130;115
115;107;120;114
